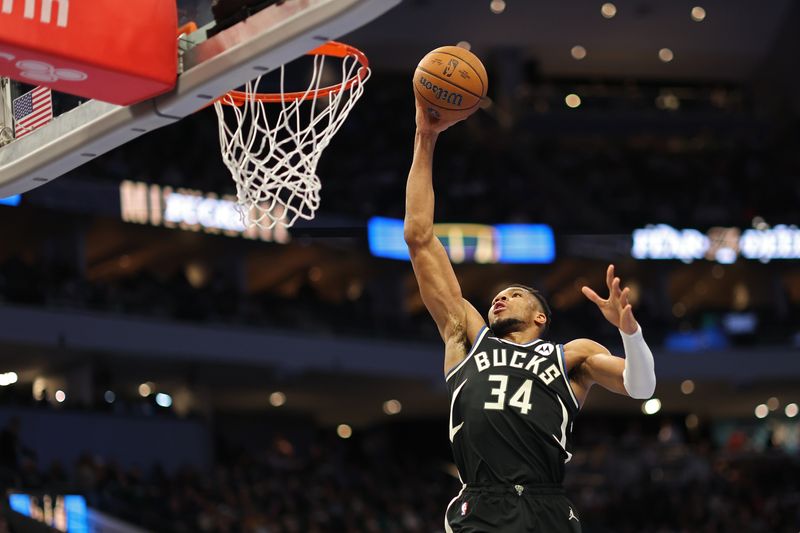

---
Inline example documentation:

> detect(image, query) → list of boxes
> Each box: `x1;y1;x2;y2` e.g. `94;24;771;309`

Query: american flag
12;86;53;139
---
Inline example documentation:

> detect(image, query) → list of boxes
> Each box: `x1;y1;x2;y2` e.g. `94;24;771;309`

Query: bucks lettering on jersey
446;327;580;485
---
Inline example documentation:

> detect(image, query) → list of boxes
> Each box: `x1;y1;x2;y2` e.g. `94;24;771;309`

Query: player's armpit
442;300;486;376
464;299;485;345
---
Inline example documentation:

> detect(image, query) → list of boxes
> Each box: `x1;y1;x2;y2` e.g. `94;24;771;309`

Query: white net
213;46;370;229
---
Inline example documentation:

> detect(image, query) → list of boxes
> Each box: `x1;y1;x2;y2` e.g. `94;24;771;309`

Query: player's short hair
507;284;552;332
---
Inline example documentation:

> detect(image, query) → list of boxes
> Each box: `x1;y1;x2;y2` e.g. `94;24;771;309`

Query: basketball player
403;100;657;532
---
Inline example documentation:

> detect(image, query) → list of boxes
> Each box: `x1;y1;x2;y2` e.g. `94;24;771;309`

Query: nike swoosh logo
449;380;468;442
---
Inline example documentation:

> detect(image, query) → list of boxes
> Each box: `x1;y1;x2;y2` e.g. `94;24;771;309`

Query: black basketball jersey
446;327;580;485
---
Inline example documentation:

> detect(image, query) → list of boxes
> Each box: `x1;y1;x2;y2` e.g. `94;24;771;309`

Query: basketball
413;45;488;122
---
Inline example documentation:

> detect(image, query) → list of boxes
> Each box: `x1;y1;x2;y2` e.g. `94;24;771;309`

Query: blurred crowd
73;73;800;232
4;72;796;350
0;255;392;338
1;415;798;532
3;253;799;353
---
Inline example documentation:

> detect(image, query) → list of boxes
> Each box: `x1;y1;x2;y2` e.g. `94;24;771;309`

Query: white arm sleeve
620;324;656;399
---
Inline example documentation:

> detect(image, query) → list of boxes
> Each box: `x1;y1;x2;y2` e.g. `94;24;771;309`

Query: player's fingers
611;277;621;299
623;304;635;323
620;287;630;307
581;286;604;305
605;264;614;291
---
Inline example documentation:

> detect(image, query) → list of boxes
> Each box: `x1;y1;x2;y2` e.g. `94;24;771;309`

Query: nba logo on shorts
460;501;469;516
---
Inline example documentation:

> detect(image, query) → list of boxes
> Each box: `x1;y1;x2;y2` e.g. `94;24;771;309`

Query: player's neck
501;327;541;345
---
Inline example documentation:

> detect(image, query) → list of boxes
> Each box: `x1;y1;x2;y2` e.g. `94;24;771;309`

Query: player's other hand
414;98;464;135
581;264;639;335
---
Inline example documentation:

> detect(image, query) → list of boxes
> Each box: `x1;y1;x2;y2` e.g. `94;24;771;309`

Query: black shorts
445;484;581;533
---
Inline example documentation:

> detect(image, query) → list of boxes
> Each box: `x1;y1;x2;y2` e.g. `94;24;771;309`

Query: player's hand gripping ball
413;45;488;122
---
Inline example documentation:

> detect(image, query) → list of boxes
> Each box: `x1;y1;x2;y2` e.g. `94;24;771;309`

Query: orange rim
218;41;369;106
177;21;198;37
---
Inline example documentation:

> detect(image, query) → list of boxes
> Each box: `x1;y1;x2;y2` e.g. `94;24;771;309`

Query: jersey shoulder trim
486;335;542;348
445;326;489;382
556;343;581;410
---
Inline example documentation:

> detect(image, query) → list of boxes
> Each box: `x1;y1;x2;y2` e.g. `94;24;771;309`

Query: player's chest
456;343;566;411
467;342;563;386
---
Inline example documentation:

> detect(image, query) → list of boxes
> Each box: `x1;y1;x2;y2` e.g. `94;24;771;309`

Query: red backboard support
0;0;177;105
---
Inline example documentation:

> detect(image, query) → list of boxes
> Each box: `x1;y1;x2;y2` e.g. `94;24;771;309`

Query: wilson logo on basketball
417;75;463;107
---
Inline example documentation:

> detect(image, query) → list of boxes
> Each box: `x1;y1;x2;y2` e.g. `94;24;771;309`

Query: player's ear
534;311;547;327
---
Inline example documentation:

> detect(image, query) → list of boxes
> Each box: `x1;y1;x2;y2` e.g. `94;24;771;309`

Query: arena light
367;217;555;264
722;312;757;335
685;414;699;430
786;403;799;418
691;6;706;22
33;377;46;401
565;93;582;108
489;0;506;14
138;382;153;397
642;398;661;415
383;399;402;415
767;397;779;411
55;390;66;403
600;2;617;18
269;391;286;407
680;380;695;395
0;372;18;386
155;393;172;408
336;424;353;439
656;93;680;111
456;41;471;51
570;45;587;60
752;216;769;230
104;390;115;404
658;48;674;63
754;404;768;419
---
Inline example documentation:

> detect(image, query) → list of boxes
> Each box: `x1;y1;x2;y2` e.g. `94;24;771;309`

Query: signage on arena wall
8;493;88;532
119;180;290;244
631;224;800;263
368;217;555;264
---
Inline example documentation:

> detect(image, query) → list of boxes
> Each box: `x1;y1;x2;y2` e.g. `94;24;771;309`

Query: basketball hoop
214;41;370;229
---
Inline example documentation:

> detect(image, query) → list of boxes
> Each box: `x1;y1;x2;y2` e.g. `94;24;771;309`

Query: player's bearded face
488;288;534;336
490;317;526;337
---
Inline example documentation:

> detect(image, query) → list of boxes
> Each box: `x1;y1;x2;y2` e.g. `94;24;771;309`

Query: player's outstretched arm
404;102;484;373
567;265;656;400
